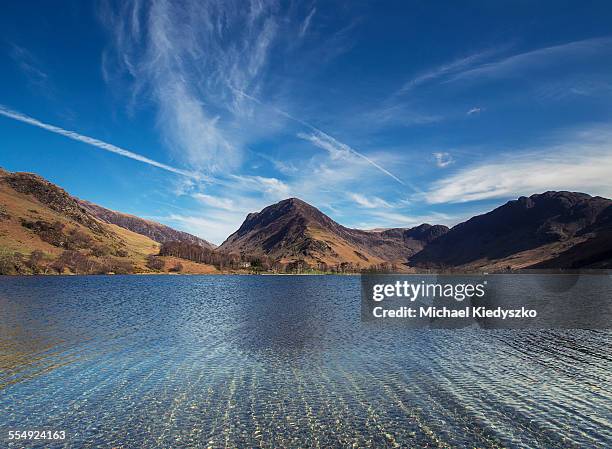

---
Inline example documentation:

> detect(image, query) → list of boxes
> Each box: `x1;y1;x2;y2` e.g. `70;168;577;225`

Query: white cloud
228;174;291;199
348;193;392;209
357;210;456;229
0;104;199;178
425;126;612;204
433;152;454;168
192;193;236;210
161;212;243;245
467;107;482;115
157;83;237;172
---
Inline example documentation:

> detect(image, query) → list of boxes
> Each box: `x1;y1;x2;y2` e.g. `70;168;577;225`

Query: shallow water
0;275;610;448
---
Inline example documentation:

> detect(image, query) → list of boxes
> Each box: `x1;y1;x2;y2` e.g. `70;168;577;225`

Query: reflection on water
0;275;610;448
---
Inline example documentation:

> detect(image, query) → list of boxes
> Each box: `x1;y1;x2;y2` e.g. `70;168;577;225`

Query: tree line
157;241;399;274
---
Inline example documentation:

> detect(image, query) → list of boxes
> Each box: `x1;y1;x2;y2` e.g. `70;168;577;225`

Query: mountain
409;191;612;269
0;168;217;274
77;200;215;249
218;198;448;269
2;166;610;274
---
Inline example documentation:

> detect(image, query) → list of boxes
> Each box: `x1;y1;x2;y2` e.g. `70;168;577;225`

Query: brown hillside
0;168;215;275
218;198;448;269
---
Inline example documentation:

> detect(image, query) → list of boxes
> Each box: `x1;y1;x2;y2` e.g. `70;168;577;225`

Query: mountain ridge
409;191;612;269
2;166;611;273
219;197;449;269
77;199;215;249
220;192;612;270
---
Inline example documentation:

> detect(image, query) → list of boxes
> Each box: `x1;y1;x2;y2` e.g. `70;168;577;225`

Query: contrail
306;130;407;186
0;104;199;179
230;87;407;186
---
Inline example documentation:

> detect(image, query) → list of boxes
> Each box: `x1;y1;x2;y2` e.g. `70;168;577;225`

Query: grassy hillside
0;168;217;275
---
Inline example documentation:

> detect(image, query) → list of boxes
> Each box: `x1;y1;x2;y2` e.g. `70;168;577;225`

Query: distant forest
158;241;396;274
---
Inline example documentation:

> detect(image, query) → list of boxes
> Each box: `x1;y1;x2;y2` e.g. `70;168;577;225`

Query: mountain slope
0;168;216;274
409;191;612;269
218;198;448;268
78;200;215;249
3;170;109;235
0;168;156;272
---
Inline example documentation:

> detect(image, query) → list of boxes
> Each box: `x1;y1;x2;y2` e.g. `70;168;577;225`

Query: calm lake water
0;275;610;448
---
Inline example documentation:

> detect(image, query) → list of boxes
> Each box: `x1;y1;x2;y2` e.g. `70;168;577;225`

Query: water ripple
0;275;610;448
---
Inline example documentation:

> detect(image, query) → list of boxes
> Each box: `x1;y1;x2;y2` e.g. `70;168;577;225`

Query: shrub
169;262;183;273
0;205;10;221
0;247;20;275
26;250;46;274
114;248;129;258
21;219;66;247
146;255;165;271
65;228;93;250
103;258;134;274
91;244;111;257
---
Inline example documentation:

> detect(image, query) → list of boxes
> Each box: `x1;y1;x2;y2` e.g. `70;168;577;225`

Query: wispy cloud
271;159;299;175
348;193;391;209
160;212;243;245
8;43;50;91
192;193;236;211
297;131;405;185
228;174;291;199
101;0;408;223
363;49;500;130
100;0;285;172
467;107;482;116
535;80;612;101
100;0;367;183
299;7;316;38
424;126;612;203
230;86;407;186
397;49;498;95
433;152;454;168
446;36;612;83
356;210;457;230
0;104;199;178
361;103;443;128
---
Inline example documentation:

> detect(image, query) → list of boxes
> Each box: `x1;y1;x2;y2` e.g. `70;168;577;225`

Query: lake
0;275;610;448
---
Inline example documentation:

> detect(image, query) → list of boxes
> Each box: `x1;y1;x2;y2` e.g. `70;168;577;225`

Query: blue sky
1;1;612;244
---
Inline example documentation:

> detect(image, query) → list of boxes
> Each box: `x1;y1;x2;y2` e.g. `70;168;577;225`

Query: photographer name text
372;305;537;319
